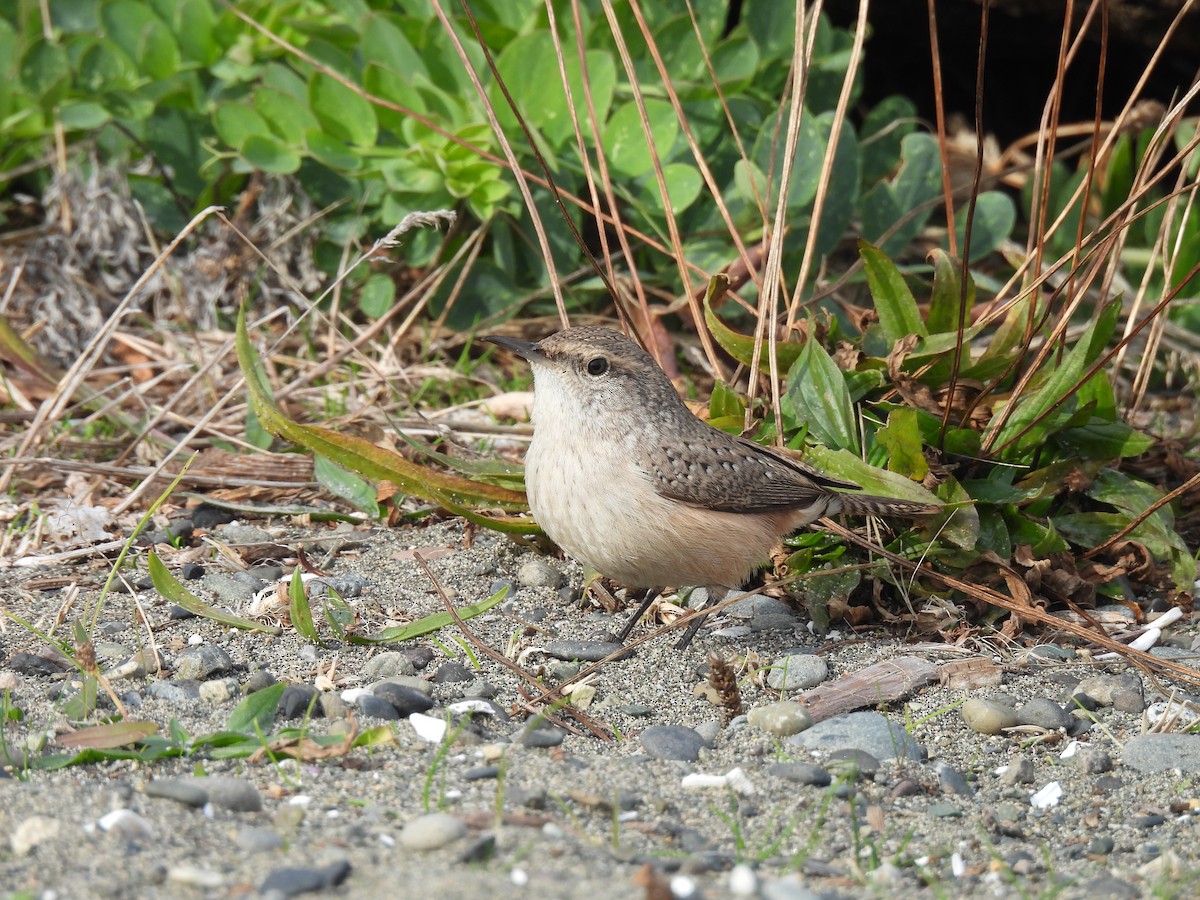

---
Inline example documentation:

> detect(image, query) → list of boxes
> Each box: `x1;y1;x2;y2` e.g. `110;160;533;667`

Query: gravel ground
3;516;1200;899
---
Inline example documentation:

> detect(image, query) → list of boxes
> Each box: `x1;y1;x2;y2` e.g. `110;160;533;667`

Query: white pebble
728;863;757;895
410;713;447;743
1030;781;1063;809
510;868;529;886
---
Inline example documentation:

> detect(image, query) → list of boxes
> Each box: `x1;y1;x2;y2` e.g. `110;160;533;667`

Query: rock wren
485;326;940;646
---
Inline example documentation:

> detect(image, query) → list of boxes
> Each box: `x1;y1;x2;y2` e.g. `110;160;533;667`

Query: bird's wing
646;432;860;514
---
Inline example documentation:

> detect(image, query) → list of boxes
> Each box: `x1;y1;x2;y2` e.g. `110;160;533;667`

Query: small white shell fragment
410;713;447;743
680;766;754;796
1030;781;1063;809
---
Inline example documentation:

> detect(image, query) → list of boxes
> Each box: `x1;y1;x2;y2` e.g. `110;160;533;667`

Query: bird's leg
617;588;659;642
673;587;725;650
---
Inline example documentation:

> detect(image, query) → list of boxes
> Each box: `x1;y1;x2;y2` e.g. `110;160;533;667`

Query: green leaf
214;104;272;151
305;130;362;171
314;453;382;517
709;380;746;421
802;445;943;507
289;569;322;646
254;88;319;146
240;134;302;174
876;407;928;480
704;288;803;373
602;98;679;178
744;0;795;59
58;721;158;750
859;240;928;344
59;101;111;129
309;72;378;148
782;335;857;451
861;132;941;255
235;307;535;534
861;95;916;183
955;191;1016;259
226;682;286;733
643;162;703;215
1053;423;1155;459
926;249;975;336
351;582;510;644
148;552;281;634
986;299;1120;458
20;39;70;103
358;272;396;319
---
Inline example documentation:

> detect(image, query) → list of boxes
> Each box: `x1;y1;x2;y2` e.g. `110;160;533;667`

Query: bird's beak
483;334;546;363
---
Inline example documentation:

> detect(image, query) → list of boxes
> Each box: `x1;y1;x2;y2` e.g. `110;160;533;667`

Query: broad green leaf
861;132;940;255
802;445;942;507
986;299;1119;458
361;13;427;80
861;95;916;183
744;0;795;59
314;453;382;516
59;101;110;129
226;683;286;733
932;475;980;551
926;249;975;336
643;162;703;215
751;109;825;211
810;112;860;258
783;337;857;452
358;272;396;319
1054;423;1154;459
704;288;803;373
235;307;535;534
602;98;678;178
288;569;322;646
955;191;1015;259
709;380;746;421
173;0;219;66
240;134;301;174
711;35;758;88
214;104;272;151
20;39;70;103
148;552;281;634
305;130;362;171
876;407;928;480
58;721;158;750
860;240;927;344
309;72;378;148
254;88;318;146
350;583;510;644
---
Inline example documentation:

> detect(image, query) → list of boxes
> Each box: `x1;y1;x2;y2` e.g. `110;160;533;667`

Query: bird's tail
831;493;942;518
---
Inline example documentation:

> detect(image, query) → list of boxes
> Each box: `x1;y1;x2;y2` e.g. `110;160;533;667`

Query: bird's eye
585;356;609;376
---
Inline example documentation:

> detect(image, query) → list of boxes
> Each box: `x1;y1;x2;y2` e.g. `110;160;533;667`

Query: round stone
746;701;814;737
766;653;827;692
399;813;467;850
961;698;1019;735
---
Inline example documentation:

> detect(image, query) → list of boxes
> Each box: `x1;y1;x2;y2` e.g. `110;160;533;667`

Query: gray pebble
319;693;349;719
237;826;284;854
640;725;709;762
726;596;794;619
187;776;263;812
1122;733;1200;773
373;683;434;717
692;719;722;745
460;678;497;699
362;652;415;679
517;558;563;588
200;572;262;606
1075;674;1145;712
355;694;401;720
244;670;278;693
766;763;831;786
1001;755;1036;785
1072;747;1113;774
260;860;351;896
463;766;501;781
276;685;321;719
961;698;1018;735
746;701;813;737
788;711;923;762
433;661;473;683
520;726;566;748
827;748;880;779
173;645;235;681
766;654;827;691
1016;698;1071;730
544;640;632;662
936;763;974;796
370;676;433;696
145;779;209;808
199;677;239;703
399;813;467;850
149;680;200;703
